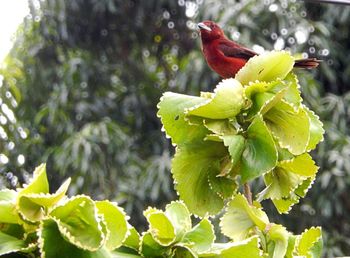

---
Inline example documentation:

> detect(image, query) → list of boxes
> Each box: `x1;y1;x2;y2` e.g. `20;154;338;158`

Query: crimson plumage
198;20;320;78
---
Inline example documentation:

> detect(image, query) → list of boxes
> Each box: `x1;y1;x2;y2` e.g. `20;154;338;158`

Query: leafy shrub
0;52;324;257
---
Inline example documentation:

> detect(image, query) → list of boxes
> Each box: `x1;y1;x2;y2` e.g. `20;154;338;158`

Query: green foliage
0;164;321;258
0;0;349;255
220;195;322;258
158;51;323;217
235;51;294;85
196;2;350;254
0;164;128;257
220;194;269;241
139;201;216;257
186;79;244;119
0;51;325;258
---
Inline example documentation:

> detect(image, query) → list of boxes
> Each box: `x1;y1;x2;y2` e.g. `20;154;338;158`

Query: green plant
0;51;324;257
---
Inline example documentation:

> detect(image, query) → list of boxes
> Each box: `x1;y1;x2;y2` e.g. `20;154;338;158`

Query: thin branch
303;0;350;5
243;183;253;205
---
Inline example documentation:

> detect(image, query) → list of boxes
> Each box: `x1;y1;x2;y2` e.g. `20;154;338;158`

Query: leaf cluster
0;164;322;258
0;164;129;257
158;51;324;217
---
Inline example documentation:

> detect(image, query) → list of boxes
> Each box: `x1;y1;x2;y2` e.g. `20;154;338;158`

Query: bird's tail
294;58;321;69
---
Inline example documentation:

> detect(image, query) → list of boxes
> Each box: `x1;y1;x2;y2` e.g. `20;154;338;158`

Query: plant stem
244;183;253;205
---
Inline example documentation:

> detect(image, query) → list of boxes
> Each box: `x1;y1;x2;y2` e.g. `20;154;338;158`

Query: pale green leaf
0;231;27;256
267;224;289;258
259;87;289;115
204;134;224;142
296;227;323;258
182;218;215;253
50;195;104;251
21;178;70;207
173;245;196;258
17;163;49;196
285;235;297;258
279;153;318;177
304;106;324;151
0;201;20;224
260;154;318;213
240;115;277;182
264;153;318;204
221;135;245;169
172;141;233;217
96;200;128;250
259;73;302;108
235;51;294;85
247;92;274;119
244;80;288;118
262;167;305;200
203;119;237;136
277;73;302;106
17;196;46;223
269;176;315;214
0;189;17;201
140;232;168;257
208;171;238;199
144;207;176;245
39;219;112;258
294;177;315;198
157;92;209;145
244;81;279;100
270;196;300;214
199;236;261;258
220;194;269;241
186;78;244;119
216;155;232;177
264;101;310;155
123;226;140;251
164;201;192;239
277;147;294;162
17;178;71;222
0;190;20;224
110;249;143;258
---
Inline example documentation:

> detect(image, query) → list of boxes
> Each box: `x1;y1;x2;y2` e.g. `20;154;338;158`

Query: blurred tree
299;73;350;257
305;1;350;94
0;0;349;256
0;0;212;228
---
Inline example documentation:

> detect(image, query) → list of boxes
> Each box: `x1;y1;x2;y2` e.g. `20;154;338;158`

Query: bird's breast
203;43;247;78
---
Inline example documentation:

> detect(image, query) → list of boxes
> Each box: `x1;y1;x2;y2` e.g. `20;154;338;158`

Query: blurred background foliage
0;0;349;256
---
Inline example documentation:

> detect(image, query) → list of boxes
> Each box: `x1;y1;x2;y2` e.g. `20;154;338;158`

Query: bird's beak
197;22;212;32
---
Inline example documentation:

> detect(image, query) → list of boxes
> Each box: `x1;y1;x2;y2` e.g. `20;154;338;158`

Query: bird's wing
218;41;257;60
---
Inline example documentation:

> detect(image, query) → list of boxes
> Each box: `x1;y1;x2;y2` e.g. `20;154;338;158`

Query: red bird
198;20;320;78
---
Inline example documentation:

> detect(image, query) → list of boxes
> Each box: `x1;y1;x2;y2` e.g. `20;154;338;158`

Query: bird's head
197;20;225;43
